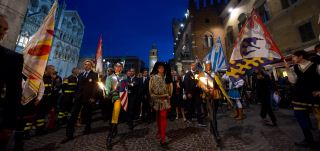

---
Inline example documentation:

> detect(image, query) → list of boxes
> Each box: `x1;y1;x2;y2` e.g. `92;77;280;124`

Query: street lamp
180;24;184;28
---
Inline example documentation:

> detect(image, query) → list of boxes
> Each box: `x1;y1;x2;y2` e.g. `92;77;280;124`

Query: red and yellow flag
95;35;103;74
21;1;57;105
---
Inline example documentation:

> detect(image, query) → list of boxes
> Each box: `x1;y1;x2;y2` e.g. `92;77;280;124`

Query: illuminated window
17;34;30;48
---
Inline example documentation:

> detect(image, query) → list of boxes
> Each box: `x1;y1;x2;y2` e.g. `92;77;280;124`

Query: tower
149;44;158;73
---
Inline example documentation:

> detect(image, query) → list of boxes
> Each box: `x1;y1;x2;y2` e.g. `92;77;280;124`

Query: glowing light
228;8;234;13
180;24;184;28
283;71;288;77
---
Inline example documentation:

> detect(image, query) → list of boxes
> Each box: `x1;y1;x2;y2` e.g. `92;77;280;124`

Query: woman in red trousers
149;62;173;147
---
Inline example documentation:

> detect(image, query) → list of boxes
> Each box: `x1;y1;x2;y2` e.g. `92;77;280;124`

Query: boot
235;109;246;120
106;124;117;149
232;109;239;118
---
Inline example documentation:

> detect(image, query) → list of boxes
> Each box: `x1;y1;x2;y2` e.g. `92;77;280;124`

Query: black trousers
127;94;136;127
66;98;93;137
186;91;204;123
260;97;277;124
141;96;151;122
207;99;219;141
60;94;75;114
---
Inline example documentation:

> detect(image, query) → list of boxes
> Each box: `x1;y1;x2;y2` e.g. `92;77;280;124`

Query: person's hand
187;93;192;99
284;62;290;70
89;98;95;103
34;99;41;106
312;91;320;97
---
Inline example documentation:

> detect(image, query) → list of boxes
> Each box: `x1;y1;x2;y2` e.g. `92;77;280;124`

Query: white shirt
286;61;320;84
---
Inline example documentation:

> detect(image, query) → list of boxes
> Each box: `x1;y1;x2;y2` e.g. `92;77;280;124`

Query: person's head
205;61;212;71
315;44;320;53
114;62;123;74
45;65;55;76
107;68;114;76
142;69;148;77
292;50;308;64
190;62;196;71
52;71;58;78
0;14;8;42
72;68;79;76
150;62;166;75
83;60;94;71
128;68;135;77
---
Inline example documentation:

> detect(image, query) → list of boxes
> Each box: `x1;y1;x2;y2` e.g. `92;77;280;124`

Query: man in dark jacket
0;14;23;150
66;60;98;140
309;44;320;64
183;62;206;126
127;68;141;130
140;69;151;123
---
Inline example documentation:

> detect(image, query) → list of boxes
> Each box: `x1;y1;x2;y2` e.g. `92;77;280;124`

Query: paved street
24;105;319;151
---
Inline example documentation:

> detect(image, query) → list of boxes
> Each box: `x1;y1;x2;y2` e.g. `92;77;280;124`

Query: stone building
0;0;28;49
15;0;84;78
173;0;228;72
149;44;158;73
104;56;145;74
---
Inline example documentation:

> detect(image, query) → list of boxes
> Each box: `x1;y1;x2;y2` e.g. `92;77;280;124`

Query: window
226;26;235;50
17;34;29;48
204;35;209;47
208;35;214;47
298;22;315;42
256;2;270;23
237;13;247;31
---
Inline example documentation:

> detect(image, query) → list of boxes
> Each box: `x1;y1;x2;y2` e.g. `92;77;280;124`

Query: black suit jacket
0;45;23;130
76;70;98;102
183;71;200;95
128;76;140;99
140;76;150;98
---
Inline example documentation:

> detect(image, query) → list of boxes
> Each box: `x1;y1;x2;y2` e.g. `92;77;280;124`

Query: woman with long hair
149;62;173;147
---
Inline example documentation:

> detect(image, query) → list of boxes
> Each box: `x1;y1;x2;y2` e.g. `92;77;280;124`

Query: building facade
173;0;227;72
220;0;320;57
0;0;28;49
15;0;84;78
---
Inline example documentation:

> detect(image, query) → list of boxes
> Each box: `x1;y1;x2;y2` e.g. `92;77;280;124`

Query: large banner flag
226;9;284;79
120;79;128;111
21;1;57;105
95;35;103;74
203;37;227;72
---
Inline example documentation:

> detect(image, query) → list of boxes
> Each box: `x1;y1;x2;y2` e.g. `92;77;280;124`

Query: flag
119;79;128;111
95;35;103;74
203;37;227;72
226;9;284;80
21;1;57;105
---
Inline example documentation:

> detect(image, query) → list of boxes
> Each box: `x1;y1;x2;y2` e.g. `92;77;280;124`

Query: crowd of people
0;13;319;151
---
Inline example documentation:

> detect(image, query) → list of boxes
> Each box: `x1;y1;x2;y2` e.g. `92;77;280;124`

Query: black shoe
294;140;312;147
82;129;91;135
106;136;113;149
198;123;207;127
160;141;169;149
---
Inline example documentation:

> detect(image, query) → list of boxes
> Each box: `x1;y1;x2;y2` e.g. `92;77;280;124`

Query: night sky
66;0;189;67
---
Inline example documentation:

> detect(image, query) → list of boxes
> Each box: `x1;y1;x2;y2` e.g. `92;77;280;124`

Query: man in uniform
35;65;54;135
127;68;140;130
198;61;222;147
66;60;98;140
105;62;127;149
183;62;206;126
58;68;79;125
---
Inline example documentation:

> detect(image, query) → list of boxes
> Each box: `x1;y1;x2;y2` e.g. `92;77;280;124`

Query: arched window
204;35;209;48
237;13;247;31
40;5;49;14
208;35;214;47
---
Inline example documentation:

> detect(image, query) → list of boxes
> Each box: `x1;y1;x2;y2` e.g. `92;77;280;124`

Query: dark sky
66;0;189;67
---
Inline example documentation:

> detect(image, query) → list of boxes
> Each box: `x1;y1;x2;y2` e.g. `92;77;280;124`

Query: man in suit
66;60;98;140
127;68;141;130
183;62;206;127
140;69;151;123
0;14;24;150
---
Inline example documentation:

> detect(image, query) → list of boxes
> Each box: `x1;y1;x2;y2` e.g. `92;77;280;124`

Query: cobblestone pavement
24;105;319;151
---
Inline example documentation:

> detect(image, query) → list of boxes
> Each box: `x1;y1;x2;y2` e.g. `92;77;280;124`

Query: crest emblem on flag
226;9;284;79
203;37;227;72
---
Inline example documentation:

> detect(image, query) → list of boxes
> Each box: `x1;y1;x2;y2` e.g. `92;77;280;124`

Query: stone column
0;0;28;49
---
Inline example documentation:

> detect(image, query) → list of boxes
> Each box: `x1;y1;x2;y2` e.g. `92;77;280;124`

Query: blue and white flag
203;37;226;72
